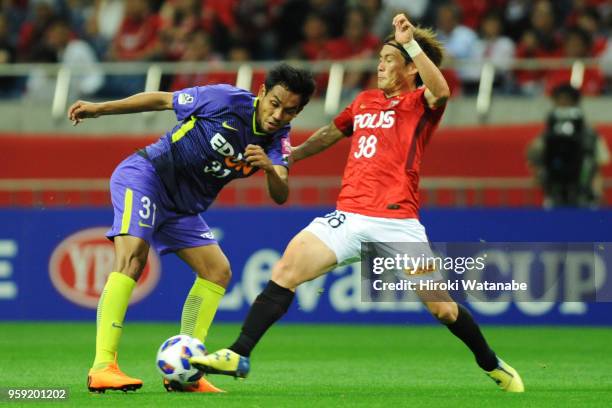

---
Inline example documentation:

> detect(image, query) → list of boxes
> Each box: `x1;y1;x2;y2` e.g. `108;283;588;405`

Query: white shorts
303;210;442;281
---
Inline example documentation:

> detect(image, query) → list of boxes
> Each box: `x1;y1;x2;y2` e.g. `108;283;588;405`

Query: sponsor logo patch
178;93;194;105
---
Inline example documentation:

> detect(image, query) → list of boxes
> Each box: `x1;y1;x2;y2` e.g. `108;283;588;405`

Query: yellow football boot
190;348;250;378
486;358;525;392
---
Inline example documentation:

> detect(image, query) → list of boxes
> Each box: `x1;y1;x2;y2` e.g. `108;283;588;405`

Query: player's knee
113;254;147;281
200;261;231;287
428;302;458;324
271;258;303;289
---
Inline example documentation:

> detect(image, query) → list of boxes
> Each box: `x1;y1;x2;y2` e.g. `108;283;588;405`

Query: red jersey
333;88;445;219
113;14;161;60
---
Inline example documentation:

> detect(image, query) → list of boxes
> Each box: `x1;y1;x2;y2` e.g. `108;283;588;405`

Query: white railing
0;57;609;122
1;58;610;207
1;177;610;207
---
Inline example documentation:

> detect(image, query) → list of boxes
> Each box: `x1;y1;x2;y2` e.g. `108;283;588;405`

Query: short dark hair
565;26;592;48
265;63;316;108
438;3;462;23
552;83;581;104
49;18;72;31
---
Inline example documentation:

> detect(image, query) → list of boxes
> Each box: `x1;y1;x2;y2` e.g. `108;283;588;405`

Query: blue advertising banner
0;208;611;324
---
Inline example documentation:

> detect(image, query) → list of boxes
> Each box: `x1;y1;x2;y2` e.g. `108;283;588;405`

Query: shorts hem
302;227;344;265
158;240;219;255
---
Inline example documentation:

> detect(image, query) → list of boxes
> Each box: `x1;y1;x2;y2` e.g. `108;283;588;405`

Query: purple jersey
144;84;290;214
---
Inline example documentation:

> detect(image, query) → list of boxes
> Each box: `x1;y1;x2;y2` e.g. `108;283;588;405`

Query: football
156;335;206;385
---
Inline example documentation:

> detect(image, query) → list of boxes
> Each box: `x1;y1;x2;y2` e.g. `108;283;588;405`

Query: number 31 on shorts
138;195;157;227
354;135;377;159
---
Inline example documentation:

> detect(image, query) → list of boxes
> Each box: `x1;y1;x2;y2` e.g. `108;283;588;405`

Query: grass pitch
0;322;611;407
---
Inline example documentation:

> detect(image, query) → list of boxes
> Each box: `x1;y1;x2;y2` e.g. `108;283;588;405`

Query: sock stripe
180;278;225;343
96;288;107;329
180;295;203;337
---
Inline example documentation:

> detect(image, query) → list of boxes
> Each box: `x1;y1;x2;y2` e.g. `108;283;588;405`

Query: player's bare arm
244;144;289;204
393;14;450;109
290;122;345;164
265;165;289;204
67;92;174;126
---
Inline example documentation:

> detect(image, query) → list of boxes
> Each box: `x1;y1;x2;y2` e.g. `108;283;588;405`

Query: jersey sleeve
173;85;227;121
333;99;356;136
419;86;448;112
266;131;291;168
416;87;446;129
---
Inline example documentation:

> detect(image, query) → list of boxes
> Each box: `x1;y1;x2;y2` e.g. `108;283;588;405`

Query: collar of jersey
382;86;421;99
252;97;266;136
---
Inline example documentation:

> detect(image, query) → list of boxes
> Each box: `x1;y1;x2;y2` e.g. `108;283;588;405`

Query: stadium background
1;0;612;405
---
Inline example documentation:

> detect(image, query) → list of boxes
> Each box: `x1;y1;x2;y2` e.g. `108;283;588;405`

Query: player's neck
382;82;417;98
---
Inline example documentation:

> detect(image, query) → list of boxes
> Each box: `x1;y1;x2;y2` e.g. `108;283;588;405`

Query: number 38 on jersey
354;135;378;159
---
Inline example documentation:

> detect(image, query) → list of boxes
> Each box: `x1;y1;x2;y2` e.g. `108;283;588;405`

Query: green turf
0;323;611;407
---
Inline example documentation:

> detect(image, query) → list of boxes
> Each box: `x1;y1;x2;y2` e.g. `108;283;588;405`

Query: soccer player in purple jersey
67;64;315;393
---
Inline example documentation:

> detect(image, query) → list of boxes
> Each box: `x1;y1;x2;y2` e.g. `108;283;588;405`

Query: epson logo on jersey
354;111;395;130
210;133;235;156
177;93;194;105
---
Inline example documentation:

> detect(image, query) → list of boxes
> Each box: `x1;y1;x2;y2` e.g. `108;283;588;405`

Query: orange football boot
163;377;224;393
87;357;143;393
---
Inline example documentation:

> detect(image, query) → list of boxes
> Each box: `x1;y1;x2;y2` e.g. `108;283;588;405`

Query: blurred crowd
2;0;612;99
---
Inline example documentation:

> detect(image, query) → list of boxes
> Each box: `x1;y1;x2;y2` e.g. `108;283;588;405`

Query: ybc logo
354;111;395;130
49;227;161;309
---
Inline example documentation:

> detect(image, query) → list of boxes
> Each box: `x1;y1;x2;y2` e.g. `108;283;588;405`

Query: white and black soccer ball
156;335;206;385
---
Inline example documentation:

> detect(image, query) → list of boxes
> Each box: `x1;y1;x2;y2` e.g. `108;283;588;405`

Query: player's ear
406;62;418;77
257;84;266;99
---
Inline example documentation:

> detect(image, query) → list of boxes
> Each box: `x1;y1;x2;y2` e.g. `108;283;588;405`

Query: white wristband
403;39;422;58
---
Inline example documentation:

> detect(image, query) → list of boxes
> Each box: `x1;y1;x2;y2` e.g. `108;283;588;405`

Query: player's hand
392;13;414;45
244;144;273;172
67;100;101;126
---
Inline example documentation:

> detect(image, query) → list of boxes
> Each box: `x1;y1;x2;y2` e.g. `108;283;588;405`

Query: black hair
565;26;592;48
438;2;462;23
346;5;370;26
552;83;581;104
49;18;72;30
580;7;601;25
479;11;505;32
264;63;316;108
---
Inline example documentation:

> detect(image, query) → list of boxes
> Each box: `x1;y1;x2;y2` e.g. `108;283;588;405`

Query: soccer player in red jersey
192;14;524;392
